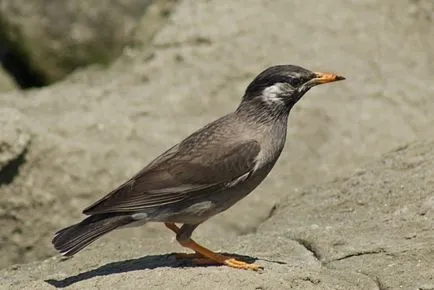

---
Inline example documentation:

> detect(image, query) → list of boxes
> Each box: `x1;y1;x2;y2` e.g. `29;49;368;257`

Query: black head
241;65;345;110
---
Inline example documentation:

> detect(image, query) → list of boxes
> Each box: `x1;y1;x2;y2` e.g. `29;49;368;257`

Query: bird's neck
235;99;291;125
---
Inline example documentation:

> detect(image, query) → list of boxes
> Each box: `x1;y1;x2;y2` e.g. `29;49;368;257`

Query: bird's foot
173;252;219;265
180;240;262;271
190;257;263;270
190;255;262;270
165;222;262;271
222;258;263;271
174;253;262;270
172;252;203;259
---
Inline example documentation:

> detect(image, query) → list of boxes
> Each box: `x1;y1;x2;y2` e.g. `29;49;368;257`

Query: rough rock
0;0;177;86
0;66;16;92
0;108;30;180
0;108;31;267
1;140;433;289
0;0;434;270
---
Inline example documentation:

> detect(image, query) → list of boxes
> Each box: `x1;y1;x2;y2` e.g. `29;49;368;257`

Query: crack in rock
293;238;322;261
328;248;386;263
292;240;389;289
374;276;388;290
358;272;387;290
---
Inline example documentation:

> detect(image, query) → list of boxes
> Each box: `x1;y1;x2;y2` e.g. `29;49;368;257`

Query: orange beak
313;72;345;84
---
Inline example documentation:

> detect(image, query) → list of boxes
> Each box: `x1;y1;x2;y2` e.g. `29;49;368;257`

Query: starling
53;65;345;271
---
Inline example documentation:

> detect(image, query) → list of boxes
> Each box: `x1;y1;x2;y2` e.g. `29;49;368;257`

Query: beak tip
313;72;346;84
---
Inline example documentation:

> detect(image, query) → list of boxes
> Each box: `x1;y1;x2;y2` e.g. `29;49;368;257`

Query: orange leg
164;222;181;234
164;222;262;271
165;222;202;259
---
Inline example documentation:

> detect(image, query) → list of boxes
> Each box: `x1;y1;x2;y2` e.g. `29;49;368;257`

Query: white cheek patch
261;83;286;105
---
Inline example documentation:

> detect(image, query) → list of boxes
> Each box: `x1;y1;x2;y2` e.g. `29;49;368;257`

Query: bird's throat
235;98;291;124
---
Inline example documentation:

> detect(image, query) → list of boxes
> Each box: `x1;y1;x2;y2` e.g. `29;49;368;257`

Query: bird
52;64;345;271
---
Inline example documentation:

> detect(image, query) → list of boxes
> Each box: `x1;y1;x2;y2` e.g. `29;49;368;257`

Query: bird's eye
288;77;302;87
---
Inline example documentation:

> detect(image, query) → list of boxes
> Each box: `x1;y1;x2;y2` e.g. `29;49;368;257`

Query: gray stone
0;0;433;276
0;0;177;84
1;140;432;289
0;108;30;173
0;66;16;92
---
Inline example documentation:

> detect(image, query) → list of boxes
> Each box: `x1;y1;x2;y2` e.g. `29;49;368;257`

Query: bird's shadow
45;253;286;288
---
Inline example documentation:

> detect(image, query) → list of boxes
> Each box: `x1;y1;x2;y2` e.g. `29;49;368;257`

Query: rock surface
0;108;30;178
0;0;433;274
1;140;433;289
0;67;16;92
0;0;176;85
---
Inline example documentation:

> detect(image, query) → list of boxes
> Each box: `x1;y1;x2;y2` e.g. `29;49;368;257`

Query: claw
223;258;263;271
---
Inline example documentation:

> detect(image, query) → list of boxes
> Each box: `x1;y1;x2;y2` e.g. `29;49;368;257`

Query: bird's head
240;65;345;115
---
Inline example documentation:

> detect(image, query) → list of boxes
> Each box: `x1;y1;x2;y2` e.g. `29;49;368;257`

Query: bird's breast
251;121;288;173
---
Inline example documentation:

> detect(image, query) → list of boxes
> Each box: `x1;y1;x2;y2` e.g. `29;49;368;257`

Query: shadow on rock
44;253;270;288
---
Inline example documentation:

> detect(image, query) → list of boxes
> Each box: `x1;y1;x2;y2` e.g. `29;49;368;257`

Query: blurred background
0;0;433;271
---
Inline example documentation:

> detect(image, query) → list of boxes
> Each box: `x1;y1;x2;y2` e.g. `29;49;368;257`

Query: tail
52;214;134;256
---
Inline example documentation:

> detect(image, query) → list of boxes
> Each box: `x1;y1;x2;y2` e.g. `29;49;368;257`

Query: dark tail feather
52;214;133;256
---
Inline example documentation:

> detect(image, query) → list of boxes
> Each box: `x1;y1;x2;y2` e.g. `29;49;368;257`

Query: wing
83;137;261;215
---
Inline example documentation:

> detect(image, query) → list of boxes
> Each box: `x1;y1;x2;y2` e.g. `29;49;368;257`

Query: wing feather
83;136;260;215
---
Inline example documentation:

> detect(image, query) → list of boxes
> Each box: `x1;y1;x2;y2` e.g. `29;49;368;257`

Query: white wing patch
131;212;149;220
185;201;214;216
146;184;206;194
225;171;251;188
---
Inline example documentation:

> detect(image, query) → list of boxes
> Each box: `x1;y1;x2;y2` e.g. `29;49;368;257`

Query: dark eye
287;77;302;87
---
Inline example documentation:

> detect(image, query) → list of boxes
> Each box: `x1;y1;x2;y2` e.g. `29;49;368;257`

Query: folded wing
83;139;261;215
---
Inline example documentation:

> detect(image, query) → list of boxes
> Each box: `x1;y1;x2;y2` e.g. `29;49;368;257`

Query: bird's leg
165;222;203;259
178;238;262;270
164;222;181;234
168;223;262;271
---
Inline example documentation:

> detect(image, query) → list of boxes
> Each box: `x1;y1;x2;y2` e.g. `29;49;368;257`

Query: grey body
144;113;288;224
52;65;344;256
